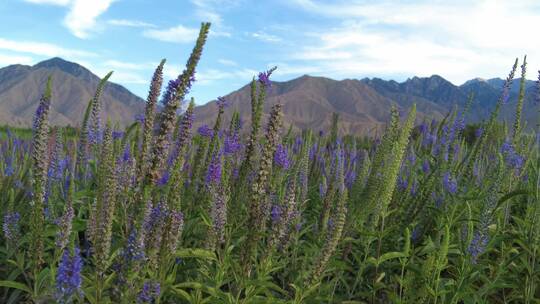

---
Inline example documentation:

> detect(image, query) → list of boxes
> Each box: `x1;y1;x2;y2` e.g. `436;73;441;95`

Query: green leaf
175;248;216;260
380;252;408;264
0;280;32;294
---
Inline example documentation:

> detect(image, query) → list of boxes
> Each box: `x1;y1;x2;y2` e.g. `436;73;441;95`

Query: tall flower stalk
146;23;210;185
243;103;283;272
31;76;53;272
138;59;166;182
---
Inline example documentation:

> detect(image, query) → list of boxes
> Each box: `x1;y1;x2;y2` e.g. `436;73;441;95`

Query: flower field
0;22;539;303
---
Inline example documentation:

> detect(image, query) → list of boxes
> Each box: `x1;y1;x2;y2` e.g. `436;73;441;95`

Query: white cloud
63;0;115;38
107;19;156;28
22;0;70;6
218;59;237;66
0;37;97;58
103;60;153;70
289;0;540;83
250;31;282;43
0;53;35;66
24;0;114;38
143;25;199;43
190;0;235;37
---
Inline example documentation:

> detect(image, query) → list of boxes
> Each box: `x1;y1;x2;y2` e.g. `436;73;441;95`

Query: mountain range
0;58;537;134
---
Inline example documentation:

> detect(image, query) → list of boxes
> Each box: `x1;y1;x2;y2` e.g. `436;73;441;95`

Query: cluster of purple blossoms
112;131;124;140
134;114;145;124
410;180;418;197
3;211;20;242
475;127;483;139
216;96;228;108
122;228;145;262
345;169;356;190
161;78;181;106
56;247;83;303
197;124;214;138
270;204;283;225
33;98;50;132
157;170;170;187
422;132;437;148
258;67;276;88
397;174;408;191
468;230;489;264
224;132;241;155
274;144;291;170
500;140;524;171
319;180;327;198
422;159;430;173
442;172;458;194
293;136;303;154
3;156;14;176
205;152;222;185
137;281;160;304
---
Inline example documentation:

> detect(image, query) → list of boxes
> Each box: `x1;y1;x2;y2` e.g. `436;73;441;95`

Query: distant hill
0;57;537;134
0;57;145;127
194;74;538;135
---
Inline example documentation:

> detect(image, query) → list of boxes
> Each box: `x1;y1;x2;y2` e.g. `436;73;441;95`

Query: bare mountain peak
33;57;94;80
0;57;144;127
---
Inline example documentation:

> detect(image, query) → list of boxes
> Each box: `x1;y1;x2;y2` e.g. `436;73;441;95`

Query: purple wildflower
3;211;20;242
258;66;276;88
197;124;213;138
157;171;170;186
410;180;418;197
205;152;222;185
500;140;524;171
319;181;327;198
293;136;303;154
224;133;241;155
475;127;483;138
274;144;290;169
345;169;356;190
271;204;282;225
122;228;145;262
134;114;145;123
56;247;83;303
468;230;488;264
112;131;124;140
422;159;430;173
137;281;160;304
442;172;458;194
4;156;14;176
161;78;181;106
216;96;228;108
398;175;408;191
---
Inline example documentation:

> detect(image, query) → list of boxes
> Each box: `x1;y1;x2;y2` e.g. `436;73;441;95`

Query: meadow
0;22;539;303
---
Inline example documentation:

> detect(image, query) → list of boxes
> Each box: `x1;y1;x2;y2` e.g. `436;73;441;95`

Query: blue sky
0;0;539;104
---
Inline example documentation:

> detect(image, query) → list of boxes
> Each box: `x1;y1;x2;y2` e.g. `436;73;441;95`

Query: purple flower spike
224;133;241;155
197;124;213;138
274;144;290;169
422;159;430;173
442;172;458;194
271;204;282;224
3;211;20;241
137;281;160;303
258;66;277;88
134;114;145;123
216;96;228;108
56;247;83;303
205;152;223;185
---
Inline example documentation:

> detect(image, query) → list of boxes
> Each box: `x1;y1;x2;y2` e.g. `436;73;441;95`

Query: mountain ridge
0;58;537;134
